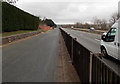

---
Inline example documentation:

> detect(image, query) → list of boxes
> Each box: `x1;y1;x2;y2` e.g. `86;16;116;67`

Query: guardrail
60;28;120;83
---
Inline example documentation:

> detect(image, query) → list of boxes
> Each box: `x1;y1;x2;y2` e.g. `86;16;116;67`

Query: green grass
1;29;42;37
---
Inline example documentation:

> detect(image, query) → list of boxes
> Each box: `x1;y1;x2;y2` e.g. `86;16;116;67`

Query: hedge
0;1;2;33
2;2;40;32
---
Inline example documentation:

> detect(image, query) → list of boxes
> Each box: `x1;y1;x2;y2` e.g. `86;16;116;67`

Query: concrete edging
2;31;41;45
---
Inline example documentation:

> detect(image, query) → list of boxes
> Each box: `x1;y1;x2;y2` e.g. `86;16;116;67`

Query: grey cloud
16;1;118;24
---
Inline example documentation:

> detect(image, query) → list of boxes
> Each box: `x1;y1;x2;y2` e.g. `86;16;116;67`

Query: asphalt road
3;29;60;82
62;28;120;76
62;28;101;53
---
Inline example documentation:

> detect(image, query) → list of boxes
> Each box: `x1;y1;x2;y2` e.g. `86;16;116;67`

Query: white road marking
95;39;100;41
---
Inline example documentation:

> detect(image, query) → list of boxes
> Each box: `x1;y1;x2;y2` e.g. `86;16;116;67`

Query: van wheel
101;48;108;57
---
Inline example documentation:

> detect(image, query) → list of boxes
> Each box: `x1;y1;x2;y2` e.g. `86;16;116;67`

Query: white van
100;19;120;60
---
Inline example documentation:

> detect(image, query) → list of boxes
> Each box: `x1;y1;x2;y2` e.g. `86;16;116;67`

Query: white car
100;19;120;60
90;27;95;31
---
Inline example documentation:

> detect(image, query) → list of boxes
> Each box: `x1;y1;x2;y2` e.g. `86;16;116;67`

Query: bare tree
93;17;108;30
3;0;18;3
93;17;102;29
109;12;119;26
101;19;108;30
74;22;82;28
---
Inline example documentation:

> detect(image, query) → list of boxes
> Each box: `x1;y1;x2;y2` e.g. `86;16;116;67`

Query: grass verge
1;29;42;37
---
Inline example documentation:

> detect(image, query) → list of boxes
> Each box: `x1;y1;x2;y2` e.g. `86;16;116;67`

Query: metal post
71;38;73;63
71;38;77;64
89;53;93;83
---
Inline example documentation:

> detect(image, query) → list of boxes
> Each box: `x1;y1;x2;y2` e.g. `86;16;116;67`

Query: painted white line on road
95;39;100;41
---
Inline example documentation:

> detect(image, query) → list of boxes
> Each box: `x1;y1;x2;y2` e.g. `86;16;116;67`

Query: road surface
62;28;101;53
62;28;120;76
3;29;60;82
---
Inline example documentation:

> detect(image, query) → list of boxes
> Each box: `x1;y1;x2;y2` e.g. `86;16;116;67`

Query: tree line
42;19;57;28
73;12;120;30
92;12;119;30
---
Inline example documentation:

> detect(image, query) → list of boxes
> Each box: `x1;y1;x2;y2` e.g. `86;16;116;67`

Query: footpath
54;34;80;82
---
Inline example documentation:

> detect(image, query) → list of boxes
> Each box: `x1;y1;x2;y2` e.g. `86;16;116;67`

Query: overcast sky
15;0;120;24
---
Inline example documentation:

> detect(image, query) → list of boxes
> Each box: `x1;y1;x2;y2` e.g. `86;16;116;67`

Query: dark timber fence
92;55;120;83
60;28;120;84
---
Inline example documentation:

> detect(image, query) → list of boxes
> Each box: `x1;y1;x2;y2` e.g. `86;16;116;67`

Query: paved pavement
55;34;80;82
3;29;60;82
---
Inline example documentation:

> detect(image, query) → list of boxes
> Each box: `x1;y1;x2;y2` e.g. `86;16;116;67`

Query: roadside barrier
2;31;41;45
60;28;120;83
92;55;120;83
